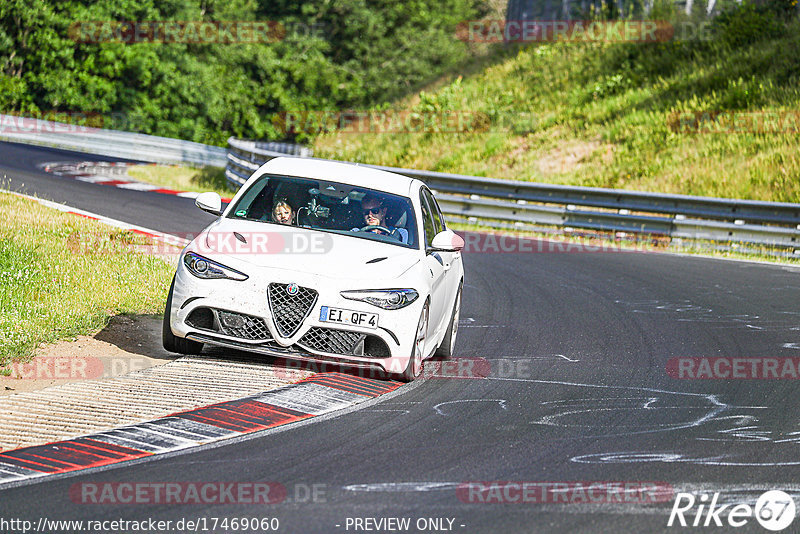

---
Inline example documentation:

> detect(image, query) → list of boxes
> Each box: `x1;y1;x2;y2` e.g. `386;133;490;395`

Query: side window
419;190;436;248
423;188;445;234
433;195;447;230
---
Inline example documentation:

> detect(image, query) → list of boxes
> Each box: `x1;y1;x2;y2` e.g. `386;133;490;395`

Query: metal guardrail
0;114;227;167
227;137;800;249
6;112;793;249
225;137;312;187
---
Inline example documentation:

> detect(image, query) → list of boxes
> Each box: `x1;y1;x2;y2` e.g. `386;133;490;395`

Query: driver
356;193;408;243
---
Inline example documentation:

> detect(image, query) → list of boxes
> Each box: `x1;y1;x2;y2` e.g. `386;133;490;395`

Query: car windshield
226;174;419;249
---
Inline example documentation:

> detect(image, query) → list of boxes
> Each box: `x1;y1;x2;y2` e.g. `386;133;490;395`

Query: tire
395;300;429;382
435;282;462;359
162;276;204;355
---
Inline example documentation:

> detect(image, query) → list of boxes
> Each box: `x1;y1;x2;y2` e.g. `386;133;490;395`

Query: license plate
319;306;378;329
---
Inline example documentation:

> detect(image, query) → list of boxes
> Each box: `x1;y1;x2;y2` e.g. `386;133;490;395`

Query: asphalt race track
0;141;217;235
2;141;800;533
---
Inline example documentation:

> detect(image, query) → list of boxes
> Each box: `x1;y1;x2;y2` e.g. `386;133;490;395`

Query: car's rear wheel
435;282;462;359
162;277;204;355
396;301;429;382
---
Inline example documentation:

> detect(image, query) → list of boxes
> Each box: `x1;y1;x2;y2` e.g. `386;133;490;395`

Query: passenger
357;193;408;243
271;197;295;225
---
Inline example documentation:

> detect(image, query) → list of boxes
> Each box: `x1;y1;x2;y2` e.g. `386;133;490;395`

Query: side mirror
195;192;222;216
430;230;464;252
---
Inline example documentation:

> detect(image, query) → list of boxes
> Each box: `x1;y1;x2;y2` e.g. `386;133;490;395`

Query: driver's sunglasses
362;207;383;216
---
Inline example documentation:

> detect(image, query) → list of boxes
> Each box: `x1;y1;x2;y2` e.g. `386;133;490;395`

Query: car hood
194;218;421;281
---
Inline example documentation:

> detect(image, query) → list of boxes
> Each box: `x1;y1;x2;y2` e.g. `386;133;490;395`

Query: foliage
0;0;487;145
315;3;800;202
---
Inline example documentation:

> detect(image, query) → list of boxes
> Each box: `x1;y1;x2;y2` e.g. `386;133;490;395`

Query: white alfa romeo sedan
163;157;464;381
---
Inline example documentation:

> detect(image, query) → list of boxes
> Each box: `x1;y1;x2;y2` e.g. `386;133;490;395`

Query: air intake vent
298;327;365;355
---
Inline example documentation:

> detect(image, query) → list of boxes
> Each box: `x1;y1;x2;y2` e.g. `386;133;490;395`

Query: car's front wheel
396;300;429;382
162;277;204;355
435;281;462;359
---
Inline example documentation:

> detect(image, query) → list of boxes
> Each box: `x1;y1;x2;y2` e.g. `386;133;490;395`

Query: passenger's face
273;204;292;225
362;201;386;226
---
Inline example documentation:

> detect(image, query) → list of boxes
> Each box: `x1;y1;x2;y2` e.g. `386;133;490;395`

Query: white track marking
433;399;508;416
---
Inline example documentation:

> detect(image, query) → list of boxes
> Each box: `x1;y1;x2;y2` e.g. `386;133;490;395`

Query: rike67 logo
668;490;796;531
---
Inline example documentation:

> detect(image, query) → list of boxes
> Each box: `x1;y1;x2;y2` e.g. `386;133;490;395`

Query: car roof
252;157;419;197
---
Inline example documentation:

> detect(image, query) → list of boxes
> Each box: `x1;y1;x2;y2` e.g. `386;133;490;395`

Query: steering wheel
359;225;393;236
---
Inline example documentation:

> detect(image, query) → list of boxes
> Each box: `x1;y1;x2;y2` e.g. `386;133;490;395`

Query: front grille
217;310;272;340
299;327;365;355
268;283;318;337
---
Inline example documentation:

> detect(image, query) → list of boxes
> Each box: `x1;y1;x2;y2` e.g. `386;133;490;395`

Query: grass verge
313;4;800;203
127;165;235;198
0;193;175;373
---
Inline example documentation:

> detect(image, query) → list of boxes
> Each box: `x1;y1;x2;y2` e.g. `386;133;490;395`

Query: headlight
340;289;419;310
183;252;248;281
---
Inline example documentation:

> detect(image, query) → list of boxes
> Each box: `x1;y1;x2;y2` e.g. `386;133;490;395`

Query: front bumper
186;333;391;375
169;259;420;374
